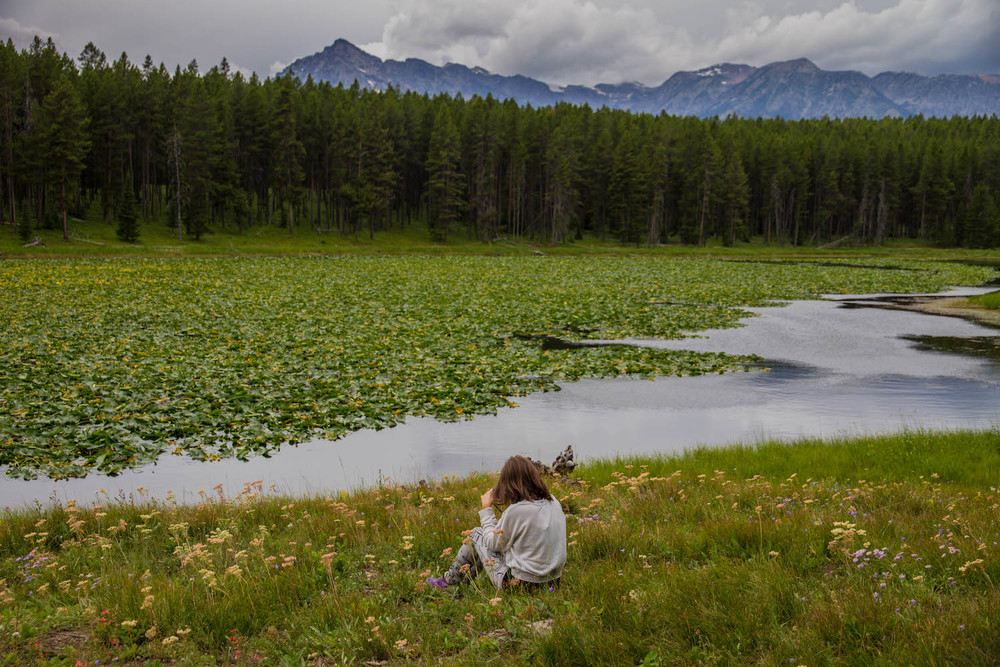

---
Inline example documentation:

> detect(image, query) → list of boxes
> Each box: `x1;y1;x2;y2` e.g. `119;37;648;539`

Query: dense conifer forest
2;37;998;248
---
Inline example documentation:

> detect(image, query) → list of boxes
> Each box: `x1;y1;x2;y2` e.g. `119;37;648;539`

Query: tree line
2;37;999;248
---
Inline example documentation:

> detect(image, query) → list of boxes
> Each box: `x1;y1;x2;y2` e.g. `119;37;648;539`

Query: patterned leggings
444;526;508;590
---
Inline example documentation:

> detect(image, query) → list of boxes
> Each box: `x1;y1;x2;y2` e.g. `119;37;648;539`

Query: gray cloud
1;0;996;85
365;0;1000;83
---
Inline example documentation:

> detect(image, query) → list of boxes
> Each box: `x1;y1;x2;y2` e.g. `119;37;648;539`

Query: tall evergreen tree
425;104;463;242
38;76;90;240
271;81;305;235
964;184;998;249
720;150;749;246
116;183;140;242
545;112;582;244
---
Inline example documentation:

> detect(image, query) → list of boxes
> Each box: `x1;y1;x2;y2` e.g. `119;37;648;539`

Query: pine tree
425;104;463;242
964;184;997;249
608;123;641;244
720;150;749;246
38;76;90;240
545;112;581;244
271;82;304;235
696;133;722;247
116;184;140;242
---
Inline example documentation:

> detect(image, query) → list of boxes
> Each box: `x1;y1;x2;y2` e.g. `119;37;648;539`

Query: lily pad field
1;256;995;480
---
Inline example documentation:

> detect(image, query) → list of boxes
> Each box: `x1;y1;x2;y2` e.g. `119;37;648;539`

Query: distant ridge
283;39;1000;120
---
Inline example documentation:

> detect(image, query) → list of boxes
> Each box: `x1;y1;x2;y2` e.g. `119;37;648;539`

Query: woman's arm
478;506;506;552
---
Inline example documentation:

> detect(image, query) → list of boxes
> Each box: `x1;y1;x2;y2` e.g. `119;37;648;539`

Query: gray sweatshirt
478;497;567;583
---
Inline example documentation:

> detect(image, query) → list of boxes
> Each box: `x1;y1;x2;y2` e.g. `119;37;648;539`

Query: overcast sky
2;0;997;85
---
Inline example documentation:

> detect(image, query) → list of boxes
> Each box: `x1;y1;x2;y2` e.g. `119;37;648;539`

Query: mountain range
283;39;1000;120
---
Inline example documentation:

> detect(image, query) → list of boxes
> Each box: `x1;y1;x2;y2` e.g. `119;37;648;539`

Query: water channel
3;286;998;508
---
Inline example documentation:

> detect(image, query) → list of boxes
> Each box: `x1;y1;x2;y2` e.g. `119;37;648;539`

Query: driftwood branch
819;234;853;249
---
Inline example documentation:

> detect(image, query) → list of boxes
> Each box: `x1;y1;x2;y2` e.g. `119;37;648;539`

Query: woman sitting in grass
427;455;567;591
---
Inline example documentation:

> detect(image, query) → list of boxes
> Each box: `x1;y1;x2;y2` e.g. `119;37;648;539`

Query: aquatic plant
0;256;994;479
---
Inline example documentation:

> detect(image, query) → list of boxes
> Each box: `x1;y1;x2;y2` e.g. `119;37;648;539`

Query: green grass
2;255;995;480
968;291;1000;310
1;429;998;665
4;208;1000;263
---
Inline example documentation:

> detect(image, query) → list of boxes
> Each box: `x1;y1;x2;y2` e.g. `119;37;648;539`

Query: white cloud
365;0;692;84
228;61;255;79
0;16;58;45
362;0;999;84
270;60;288;77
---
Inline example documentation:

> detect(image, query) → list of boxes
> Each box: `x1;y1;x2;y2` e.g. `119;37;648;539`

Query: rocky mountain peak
282;40;1000;119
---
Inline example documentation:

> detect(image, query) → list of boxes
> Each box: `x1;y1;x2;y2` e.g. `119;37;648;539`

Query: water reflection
3;287;998;507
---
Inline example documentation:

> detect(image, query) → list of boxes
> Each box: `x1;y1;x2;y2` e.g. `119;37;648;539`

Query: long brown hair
493;455;552;506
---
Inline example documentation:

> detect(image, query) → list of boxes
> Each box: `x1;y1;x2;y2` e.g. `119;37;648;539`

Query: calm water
3;287;998;507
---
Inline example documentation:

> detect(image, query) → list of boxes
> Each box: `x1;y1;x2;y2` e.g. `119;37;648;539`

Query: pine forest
2;37;999;249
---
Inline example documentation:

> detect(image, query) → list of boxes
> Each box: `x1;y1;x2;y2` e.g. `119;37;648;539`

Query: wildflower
394;638;408;650
207;528;233;544
769;551;779;557
162;636;178;645
145;626;159;639
121;620;138;628
440;547;453;558
176;627;191;636
489;597;502;606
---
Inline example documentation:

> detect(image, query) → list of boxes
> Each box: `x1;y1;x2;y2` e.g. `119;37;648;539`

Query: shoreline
2;429;998;664
889;295;1000;329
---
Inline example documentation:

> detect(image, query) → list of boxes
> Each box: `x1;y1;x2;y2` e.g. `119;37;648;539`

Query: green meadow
1;429;998;665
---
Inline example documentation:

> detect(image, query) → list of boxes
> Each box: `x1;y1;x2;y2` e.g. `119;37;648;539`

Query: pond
3;286;998;508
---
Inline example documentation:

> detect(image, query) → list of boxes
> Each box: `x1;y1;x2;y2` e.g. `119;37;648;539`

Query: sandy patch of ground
894;296;1000;329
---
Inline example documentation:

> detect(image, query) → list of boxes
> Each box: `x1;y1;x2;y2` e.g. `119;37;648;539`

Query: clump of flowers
829;522;866;556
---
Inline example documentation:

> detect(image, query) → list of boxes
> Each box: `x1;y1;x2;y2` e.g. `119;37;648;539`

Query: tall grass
4;206;1000;262
968;291;1000;310
1;429;999;664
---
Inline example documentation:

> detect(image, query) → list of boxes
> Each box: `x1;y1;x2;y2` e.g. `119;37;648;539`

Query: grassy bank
968;291;1000;310
2;429;998;665
4;213;1000;262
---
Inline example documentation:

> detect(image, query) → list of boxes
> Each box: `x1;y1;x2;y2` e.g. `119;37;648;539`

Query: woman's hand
480;488;495;509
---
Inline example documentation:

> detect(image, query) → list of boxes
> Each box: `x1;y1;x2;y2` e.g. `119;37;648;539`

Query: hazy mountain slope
283;39;999;119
